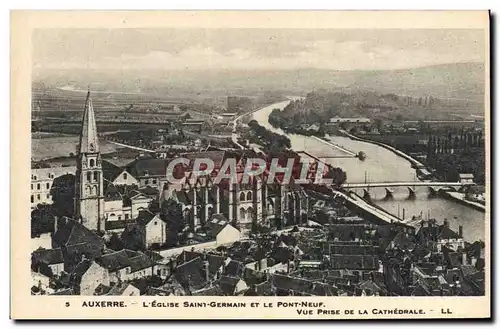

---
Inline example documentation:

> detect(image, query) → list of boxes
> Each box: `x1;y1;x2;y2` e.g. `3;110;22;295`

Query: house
205;214;241;245
436;220;465;252
217;275;248;295
95;249;154;282
95;250;131;283
106;283;140;296
102;160;138;186
128;252;154;279
31;248;65;276
69;260;110;296
52;218;105;272
458;173;474;184
329;117;371;124
103;184;154;223
30;166;77;209
125;157;171;189
121;210;167;249
174;257;210;293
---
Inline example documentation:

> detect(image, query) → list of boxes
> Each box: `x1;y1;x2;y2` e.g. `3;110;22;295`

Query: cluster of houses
31;211;485;296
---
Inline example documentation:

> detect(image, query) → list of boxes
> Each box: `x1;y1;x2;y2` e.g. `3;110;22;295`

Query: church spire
78;89;99;154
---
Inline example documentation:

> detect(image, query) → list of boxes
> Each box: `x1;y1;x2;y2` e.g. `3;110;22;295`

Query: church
33;90;311;243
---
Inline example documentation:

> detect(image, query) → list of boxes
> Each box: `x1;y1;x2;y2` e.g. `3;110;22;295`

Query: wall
110;267;131;283
139;177;161;188
131;198;151;218
112;170;138;186
80;262;110;296
127;267;153;280
31;271;50;290
145;216;167;247
216;225;241;245
49;263;65;276
31;233;52;252
104;200;126;220
122;285;140;296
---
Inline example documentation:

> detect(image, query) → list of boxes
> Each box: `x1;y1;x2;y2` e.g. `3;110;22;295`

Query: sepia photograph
11;10;490;319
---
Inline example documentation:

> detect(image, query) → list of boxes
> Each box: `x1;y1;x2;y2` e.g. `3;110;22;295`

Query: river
251;100;485;243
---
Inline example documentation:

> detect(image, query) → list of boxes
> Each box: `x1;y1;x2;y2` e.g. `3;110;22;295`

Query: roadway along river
251;99;485;243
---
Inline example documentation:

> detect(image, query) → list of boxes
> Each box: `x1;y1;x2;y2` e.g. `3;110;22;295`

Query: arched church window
93;171;99;181
247;191;253;201
93;186;98;195
239;192;245;201
239;208;246;220
89;159;95;167
247;207;254;221
87;172;91;182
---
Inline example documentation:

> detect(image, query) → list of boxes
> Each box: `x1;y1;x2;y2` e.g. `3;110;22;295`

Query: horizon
34;60;484;74
33;28;485;72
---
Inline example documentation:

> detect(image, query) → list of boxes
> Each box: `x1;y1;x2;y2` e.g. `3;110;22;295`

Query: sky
32;28;485;71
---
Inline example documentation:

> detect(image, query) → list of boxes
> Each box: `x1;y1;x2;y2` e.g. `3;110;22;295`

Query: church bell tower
74;89;104;231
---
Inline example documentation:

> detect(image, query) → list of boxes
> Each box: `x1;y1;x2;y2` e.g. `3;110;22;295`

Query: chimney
462;252;467;265
204;260;210;282
458;226;463;238
53;216;59;235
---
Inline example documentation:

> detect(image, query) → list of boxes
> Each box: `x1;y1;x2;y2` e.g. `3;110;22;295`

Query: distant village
30;91;485;297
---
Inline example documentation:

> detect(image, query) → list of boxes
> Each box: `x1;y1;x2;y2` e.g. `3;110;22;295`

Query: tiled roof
102;160;125;183
181;150;227;169
107;283;139;296
105;219;137;231
175;257;208;291
126;158;171;177
49;288;74;296
330;255;379;270
138;186;159;197
223;260;245;278
96;250;131;272
206;254;226;277
129;253;153;273
32;248;64;265
53;218;104;251
192;285;223;296
104;184;123;201
217;276;241;295
439;225;461;240
327;243;377;255
136;210;161;226
205;214;233;239
271;274;314;295
310;282;338;296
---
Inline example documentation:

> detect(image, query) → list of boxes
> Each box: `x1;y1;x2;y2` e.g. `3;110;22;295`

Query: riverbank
339;129;425;169
441;191;486;212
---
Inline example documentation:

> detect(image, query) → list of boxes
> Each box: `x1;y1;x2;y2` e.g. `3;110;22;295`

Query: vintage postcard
11;10;490;320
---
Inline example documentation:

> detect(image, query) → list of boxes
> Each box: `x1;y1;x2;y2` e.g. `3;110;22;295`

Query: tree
107;233;125;251
50;174;75;217
161;199;185;247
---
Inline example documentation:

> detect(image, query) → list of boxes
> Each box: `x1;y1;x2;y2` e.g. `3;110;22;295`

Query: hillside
34;62;485;105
